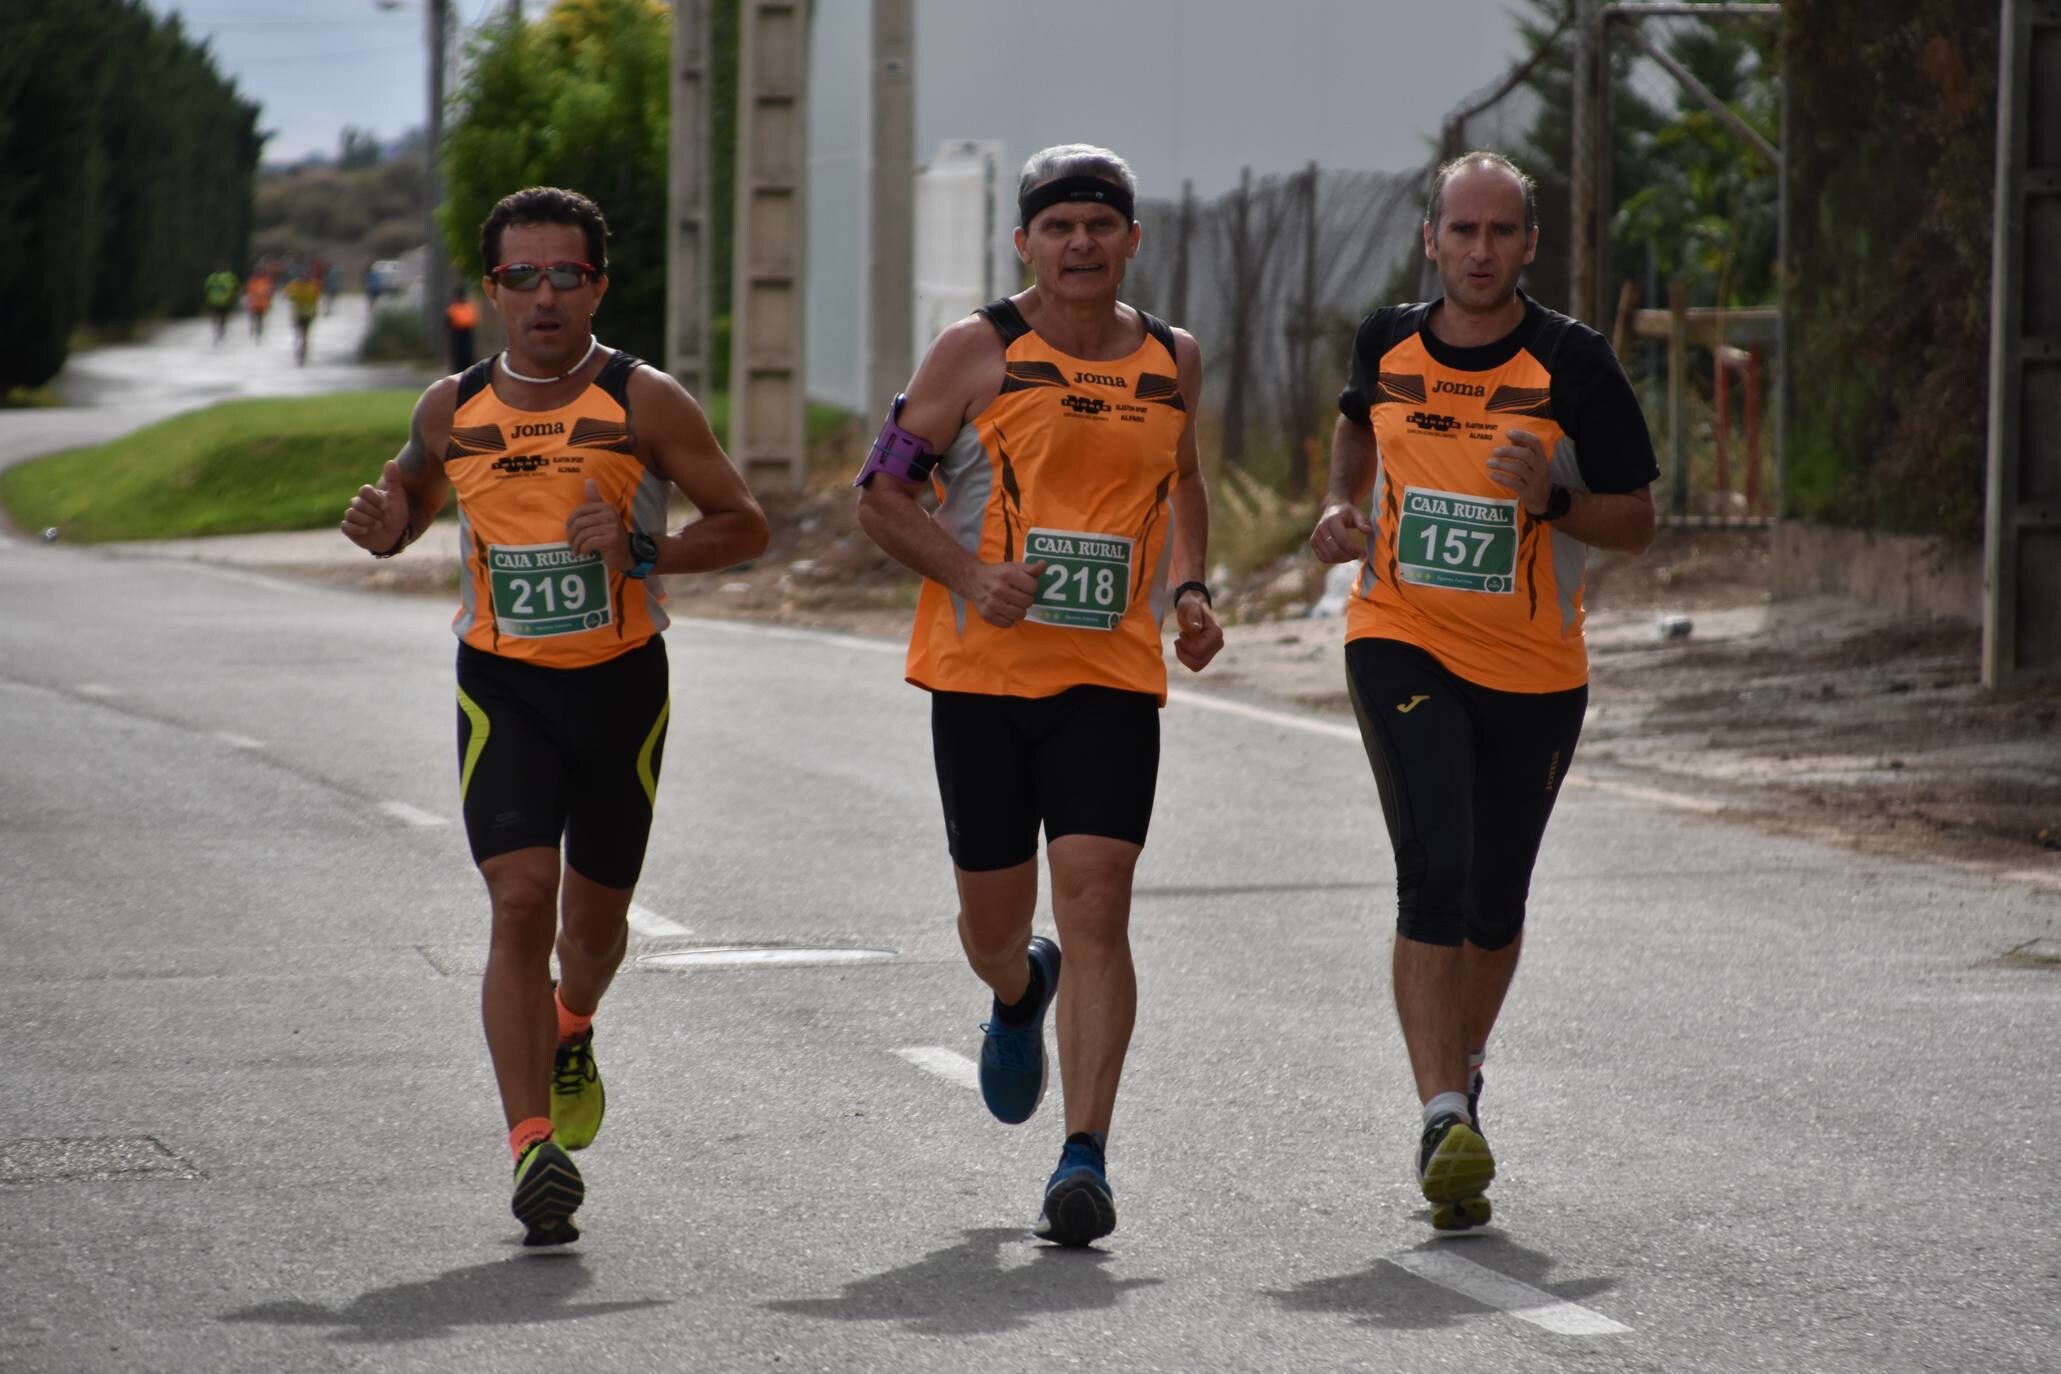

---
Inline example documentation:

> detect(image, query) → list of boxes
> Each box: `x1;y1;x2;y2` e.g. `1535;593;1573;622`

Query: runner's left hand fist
1173;590;1223;673
567;478;630;570
1487;428;1552;513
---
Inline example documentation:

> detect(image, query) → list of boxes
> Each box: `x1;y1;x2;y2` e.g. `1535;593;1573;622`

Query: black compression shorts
1345;637;1586;949
454;636;670;888
930;685;1160;872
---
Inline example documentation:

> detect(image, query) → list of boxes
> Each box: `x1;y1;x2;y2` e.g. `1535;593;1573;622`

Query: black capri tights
1345;637;1587;949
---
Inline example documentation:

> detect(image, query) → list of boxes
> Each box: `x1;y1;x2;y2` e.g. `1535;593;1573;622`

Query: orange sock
555;986;594;1043
509;1116;554;1162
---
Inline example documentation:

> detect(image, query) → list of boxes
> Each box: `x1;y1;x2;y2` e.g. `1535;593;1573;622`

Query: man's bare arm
1165;328;1222;672
341;381;451;554
854;317;1044;628
622;369;769;573
1310;415;1378;564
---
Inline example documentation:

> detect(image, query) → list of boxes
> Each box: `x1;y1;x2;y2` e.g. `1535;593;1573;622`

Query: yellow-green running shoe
551;1028;606;1151
1417;1111;1495;1233
512;1138;584;1246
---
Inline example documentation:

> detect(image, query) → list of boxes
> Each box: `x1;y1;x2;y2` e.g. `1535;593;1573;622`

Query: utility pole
865;0;914;417
667;1;712;398
729;0;809;490
421;0;452;347
1984;0;2060;684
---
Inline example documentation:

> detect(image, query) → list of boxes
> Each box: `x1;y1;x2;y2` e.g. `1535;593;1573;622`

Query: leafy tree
440;0;673;364
0;0;258;390
339;126;385;170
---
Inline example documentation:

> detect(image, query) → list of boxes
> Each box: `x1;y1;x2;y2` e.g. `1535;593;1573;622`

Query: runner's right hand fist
966;560;1046;628
341;459;409;553
1309;502;1373;564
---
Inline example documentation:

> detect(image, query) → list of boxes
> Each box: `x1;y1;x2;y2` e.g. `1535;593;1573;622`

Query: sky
148;0;1533;184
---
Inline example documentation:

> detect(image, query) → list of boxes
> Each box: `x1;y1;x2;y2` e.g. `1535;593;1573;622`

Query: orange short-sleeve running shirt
1337;294;1658;693
442;350;672;668
904;299;1190;703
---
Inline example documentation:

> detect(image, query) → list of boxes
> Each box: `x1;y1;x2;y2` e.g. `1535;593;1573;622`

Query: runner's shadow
1262;1231;1619;1331
767;1226;1161;1336
219;1252;666;1343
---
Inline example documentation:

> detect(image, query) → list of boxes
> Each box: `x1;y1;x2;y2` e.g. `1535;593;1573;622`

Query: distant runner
203;267;239;344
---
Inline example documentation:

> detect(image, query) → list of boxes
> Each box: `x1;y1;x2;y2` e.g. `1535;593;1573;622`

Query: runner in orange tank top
1308;153;1658;1234
339;186;768;1246
856;143;1223;1248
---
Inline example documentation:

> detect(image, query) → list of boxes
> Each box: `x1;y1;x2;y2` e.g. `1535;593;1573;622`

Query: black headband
1018;175;1135;230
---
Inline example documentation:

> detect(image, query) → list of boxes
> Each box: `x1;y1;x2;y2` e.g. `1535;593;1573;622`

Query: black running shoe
1034;1133;1116;1248
512;1139;584;1247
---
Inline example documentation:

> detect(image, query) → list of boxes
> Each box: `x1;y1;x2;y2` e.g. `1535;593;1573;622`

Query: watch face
629;532;659;563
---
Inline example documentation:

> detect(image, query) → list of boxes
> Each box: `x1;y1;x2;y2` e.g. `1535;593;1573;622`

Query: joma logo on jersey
510;421;566;438
1406;411;1461;433
492;454;550;474
1433;380;1486;397
1061;394;1110;417
1073;371;1127;388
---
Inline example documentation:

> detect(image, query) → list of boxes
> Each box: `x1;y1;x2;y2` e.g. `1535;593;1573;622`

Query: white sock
1423;1091;1471;1126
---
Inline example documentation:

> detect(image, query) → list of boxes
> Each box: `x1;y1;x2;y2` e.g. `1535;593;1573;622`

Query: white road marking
1999;867;2061;894
1167;687;1359;740
684;617;900;656
1386;1251;1632;1335
378;801;449;828
896;1046;979;1092
1563;774;1728;814
213;731;264;750
1167;688;1725;815
628;904;693;939
76;683;120;698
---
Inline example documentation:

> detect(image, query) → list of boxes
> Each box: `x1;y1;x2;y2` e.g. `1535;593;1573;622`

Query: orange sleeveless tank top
904;299;1190;702
443;349;671;667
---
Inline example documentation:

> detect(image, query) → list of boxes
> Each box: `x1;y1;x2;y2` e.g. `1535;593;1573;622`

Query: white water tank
912;140;1015;357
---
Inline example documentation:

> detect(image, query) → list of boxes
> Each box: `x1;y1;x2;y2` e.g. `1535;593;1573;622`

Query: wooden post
1668;278;1689;518
1713;348;1731;506
1744;344;1763;514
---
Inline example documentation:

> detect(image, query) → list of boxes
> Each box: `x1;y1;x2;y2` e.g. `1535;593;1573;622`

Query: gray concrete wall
1771;521;1983;623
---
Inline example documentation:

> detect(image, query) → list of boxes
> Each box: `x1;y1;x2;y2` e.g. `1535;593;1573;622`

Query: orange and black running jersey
443;349;671;668
1337;292;1658;693
904;298;1190;702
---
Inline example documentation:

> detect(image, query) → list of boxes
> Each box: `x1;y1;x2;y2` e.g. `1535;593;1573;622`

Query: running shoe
977;936;1061;1125
1417;1111;1495;1233
512;1138;584;1246
551;1028;605;1151
1034;1133;1116;1247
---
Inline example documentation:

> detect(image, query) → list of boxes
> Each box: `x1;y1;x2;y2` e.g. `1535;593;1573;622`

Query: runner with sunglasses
339;185;769;1247
856;143;1223;1247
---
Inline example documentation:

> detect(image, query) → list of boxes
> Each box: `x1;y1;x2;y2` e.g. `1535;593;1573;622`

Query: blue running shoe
1035;1132;1116;1247
978;935;1060;1125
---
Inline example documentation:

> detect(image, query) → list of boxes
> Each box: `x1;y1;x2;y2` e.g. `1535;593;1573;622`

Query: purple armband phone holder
854;394;939;488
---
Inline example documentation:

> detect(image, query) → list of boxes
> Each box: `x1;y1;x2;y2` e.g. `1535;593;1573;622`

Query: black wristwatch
1534;485;1573;522
625;531;661;579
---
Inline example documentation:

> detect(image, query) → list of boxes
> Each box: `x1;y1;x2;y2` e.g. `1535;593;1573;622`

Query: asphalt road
2;318;2058;1372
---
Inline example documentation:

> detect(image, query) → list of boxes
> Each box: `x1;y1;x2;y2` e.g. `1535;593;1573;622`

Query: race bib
1395;487;1518;594
486;542;612;637
1025;527;1132;631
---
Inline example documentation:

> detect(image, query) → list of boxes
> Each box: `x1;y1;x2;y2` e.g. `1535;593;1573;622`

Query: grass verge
0;391;417;543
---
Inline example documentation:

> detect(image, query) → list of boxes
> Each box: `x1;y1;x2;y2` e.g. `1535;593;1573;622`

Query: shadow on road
1262;1232;1619;1330
218;1252;666;1343
766;1226;1161;1335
